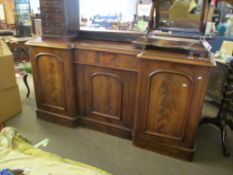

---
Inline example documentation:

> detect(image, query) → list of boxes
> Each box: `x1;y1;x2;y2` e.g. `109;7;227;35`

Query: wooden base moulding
36;109;78;128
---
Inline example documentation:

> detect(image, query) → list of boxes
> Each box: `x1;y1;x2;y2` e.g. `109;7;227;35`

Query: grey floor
5;75;233;175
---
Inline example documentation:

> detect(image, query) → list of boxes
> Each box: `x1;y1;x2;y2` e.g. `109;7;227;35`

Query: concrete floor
5;75;233;175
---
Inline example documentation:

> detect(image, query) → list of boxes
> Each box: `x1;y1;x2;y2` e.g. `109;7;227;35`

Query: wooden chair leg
23;74;30;98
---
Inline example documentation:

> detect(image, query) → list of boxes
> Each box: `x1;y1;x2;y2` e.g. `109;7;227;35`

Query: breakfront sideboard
26;0;215;161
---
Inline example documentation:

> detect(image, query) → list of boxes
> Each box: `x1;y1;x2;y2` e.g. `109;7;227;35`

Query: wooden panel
90;72;123;120
75;50;139;72
133;58;212;161
29;46;78;127
84;66;136;126
75;64;85;116
144;70;193;140
35;53;66;111
80;65;138;138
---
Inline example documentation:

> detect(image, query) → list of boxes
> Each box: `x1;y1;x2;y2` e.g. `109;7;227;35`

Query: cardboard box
0;40;17;90
0;85;22;122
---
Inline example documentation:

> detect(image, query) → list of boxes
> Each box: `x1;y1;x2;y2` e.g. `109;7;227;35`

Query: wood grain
27;38;214;160
133;55;212;160
75;49;139;72
90;72;123;120
35;53;65;111
29;46;77;126
144;70;193;140
82;65;137;139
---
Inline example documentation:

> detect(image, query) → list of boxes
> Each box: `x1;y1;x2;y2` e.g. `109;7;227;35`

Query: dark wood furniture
27;38;214;161
40;0;79;40
3;37;31;63
7;41;29;63
26;0;215;161
75;41;139;139
133;49;213;161
202;60;233;156
207;60;233;111
28;40;78;127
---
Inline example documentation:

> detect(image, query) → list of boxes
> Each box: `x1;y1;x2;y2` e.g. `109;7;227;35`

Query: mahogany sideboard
26;38;214;161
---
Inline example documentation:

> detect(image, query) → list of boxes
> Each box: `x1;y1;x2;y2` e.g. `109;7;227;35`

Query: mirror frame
154;0;211;35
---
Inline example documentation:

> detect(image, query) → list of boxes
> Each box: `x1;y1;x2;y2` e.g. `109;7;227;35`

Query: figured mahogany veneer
27;38;214;161
133;52;213;160
29;45;77;127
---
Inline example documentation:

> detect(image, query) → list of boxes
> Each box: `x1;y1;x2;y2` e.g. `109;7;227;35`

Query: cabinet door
83;66;137;138
142;69;193;141
30;47;76;118
133;60;209;160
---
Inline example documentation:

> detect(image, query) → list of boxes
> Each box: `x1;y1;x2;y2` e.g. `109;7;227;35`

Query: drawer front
41;7;64;14
42;28;64;36
40;0;65;36
40;0;64;21
40;0;63;8
41;9;65;21
42;21;65;29
41;14;64;23
39;0;79;39
75;50;139;72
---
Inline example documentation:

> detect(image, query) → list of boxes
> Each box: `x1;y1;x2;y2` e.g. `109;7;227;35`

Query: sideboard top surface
26;37;215;67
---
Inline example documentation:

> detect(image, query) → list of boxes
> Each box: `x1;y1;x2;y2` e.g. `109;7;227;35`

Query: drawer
41;13;64;21
75;50;139;72
42;28;64;35
41;7;64;14
40;0;63;8
42;21;64;28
